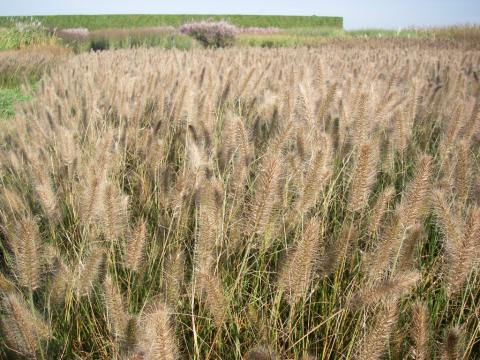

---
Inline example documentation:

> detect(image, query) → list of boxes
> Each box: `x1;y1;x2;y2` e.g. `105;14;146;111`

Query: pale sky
0;0;479;29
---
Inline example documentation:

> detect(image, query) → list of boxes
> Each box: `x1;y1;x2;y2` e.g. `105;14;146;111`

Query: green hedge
0;14;343;30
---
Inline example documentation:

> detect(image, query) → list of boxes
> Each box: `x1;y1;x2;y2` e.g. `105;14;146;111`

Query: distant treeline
0;14;343;30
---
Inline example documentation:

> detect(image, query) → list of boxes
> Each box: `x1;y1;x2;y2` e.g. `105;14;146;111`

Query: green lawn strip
0;86;30;119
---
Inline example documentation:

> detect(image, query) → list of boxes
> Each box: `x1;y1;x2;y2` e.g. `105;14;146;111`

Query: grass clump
0;47;68;87
0;18;58;50
71;28;194;52
0;46;67;119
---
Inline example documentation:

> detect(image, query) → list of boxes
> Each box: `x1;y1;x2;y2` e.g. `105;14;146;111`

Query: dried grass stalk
278;218;323;304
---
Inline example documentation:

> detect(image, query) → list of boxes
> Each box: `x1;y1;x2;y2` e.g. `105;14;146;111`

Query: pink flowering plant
180;20;237;47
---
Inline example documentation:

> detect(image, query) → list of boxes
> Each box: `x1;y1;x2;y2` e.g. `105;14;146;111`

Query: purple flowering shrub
180;21;237;47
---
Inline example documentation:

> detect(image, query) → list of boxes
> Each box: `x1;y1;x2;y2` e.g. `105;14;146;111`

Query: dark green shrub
89;37;109;51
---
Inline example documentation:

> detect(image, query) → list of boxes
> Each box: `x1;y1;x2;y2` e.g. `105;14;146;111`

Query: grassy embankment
0;14;343;29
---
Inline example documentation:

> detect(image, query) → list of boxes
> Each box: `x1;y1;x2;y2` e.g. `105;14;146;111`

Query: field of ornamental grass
0;39;479;359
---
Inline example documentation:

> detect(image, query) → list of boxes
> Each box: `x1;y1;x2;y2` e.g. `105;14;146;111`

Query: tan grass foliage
0;41;479;359
0;46;68;86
